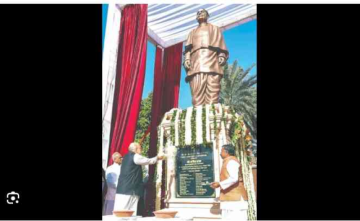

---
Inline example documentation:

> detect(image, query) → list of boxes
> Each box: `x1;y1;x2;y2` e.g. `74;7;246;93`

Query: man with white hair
114;142;164;214
103;152;123;215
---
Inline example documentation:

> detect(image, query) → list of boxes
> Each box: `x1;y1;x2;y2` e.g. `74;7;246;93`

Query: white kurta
219;160;248;221
103;163;121;215
113;154;158;215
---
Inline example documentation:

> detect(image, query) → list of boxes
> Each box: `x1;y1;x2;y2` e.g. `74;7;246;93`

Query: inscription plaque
176;144;215;198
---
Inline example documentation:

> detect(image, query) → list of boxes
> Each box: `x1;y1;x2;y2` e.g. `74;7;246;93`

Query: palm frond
220;61;257;137
236;63;256;84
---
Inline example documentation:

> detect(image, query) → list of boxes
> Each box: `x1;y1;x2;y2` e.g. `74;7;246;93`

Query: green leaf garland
179;109;187;147
191;107;197;148
211;104;217;132
202;105;208;146
170;109;177;145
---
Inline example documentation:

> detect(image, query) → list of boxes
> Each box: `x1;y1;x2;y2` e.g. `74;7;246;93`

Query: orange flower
245;135;252;141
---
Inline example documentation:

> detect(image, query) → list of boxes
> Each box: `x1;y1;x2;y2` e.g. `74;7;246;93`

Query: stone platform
155;104;243;220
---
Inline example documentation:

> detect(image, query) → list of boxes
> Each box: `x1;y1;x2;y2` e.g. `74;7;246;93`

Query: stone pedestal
156;104;236;220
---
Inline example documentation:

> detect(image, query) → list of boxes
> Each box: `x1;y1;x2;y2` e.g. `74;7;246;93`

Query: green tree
220;60;257;139
134;92;153;157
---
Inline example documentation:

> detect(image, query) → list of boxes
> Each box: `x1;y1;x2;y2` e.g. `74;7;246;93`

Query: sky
103;5;256;109
102;4;108;53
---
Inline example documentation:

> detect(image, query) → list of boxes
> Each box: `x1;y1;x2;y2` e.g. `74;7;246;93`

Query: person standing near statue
113;142;164;214
210;144;248;221
103;152;123;215
183;9;229;106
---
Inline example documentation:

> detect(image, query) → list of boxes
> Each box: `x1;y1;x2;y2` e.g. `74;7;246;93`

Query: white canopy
147;4;257;48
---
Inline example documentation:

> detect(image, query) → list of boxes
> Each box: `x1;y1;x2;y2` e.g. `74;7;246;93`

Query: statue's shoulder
208;23;220;30
190;28;196;33
208;23;222;34
188;28;196;36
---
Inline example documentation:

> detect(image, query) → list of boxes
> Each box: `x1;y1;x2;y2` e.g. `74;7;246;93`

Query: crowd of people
102;142;248;221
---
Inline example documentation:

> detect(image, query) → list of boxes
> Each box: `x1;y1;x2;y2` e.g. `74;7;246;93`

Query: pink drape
108;4;148;165
144;43;183;215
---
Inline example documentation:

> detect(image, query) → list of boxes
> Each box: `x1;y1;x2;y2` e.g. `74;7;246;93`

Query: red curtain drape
144;43;183;215
108;4;148;165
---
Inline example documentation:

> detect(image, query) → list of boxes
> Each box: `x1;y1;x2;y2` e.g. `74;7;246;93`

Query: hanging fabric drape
161;43;183;109
102;4;122;169
108;4;148;164
144;43;183;215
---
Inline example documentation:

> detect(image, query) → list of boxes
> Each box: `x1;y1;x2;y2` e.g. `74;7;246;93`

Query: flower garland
179;109;187;147
245;130;253;162
220;105;227;141
241;136;256;221
231;117;256;221
191;107;197;148
155;125;164;211
221;105;226;124
170;109;178;145
211;104;217;132
202;105;209;146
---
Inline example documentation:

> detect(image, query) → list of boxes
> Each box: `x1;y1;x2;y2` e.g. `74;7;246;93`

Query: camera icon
6;191;20;204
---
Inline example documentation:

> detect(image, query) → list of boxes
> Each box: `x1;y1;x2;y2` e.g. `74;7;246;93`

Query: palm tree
220;60;257;139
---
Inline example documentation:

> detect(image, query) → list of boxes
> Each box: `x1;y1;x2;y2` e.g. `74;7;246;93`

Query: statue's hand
218;56;226;66
184;60;191;70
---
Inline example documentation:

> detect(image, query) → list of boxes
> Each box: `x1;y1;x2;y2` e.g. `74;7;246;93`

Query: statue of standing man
183;9;229;107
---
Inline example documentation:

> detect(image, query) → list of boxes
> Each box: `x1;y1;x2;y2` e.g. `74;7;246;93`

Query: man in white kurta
211;144;248;221
103;152;122;215
113;142;164;215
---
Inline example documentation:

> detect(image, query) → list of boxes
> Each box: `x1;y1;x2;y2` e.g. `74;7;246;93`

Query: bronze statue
183;9;229;106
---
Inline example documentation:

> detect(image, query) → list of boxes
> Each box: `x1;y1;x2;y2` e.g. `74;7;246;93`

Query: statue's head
196;8;209;23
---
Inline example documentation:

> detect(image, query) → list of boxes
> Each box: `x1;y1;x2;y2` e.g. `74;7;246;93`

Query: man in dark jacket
113;142;164;214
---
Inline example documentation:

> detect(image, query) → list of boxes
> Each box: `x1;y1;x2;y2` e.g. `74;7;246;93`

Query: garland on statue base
231;116;257;221
179;109;187;147
191;107;196;148
211;104;217;132
202;105;209;145
170;109;177;145
155;105;256;220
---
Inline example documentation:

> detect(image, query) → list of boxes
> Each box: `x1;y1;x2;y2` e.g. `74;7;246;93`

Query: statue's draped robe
184;23;229;106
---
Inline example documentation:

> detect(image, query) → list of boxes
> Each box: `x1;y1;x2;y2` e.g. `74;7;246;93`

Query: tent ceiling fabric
148;4;257;48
